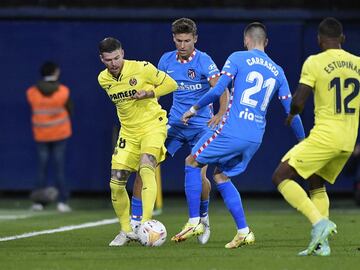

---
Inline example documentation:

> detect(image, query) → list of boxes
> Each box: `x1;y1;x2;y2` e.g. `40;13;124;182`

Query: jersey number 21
240;71;276;111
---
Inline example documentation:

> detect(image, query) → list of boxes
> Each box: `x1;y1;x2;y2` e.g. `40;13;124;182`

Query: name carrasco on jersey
246;57;279;76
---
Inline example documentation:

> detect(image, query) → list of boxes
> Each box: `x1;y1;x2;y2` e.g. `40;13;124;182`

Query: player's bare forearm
290;83;313;115
207;88;229;128
218;88;229;115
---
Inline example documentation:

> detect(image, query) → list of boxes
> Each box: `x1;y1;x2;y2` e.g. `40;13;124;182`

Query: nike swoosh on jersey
166;70;174;73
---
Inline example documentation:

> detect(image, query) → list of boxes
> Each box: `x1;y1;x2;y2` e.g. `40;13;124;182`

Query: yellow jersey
300;49;360;151
98;60;168;137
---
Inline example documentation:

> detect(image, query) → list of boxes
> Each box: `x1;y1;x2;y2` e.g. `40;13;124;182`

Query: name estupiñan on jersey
324;60;360;75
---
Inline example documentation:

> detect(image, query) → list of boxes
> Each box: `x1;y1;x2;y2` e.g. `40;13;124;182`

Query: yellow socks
110;179;132;232
310;187;329;218
139;164;157;222
278;179;323;225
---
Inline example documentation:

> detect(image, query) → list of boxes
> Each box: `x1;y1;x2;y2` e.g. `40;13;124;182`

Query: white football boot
198;216;211;244
109;231;138;247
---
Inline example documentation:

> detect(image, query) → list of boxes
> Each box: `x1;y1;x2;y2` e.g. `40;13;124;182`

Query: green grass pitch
0;197;359;270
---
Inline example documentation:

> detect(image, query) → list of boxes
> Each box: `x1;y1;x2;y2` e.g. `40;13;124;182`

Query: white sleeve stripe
220;71;234;79
207;73;221;81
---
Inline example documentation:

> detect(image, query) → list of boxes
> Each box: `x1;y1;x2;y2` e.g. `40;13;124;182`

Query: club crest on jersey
129;78;137;86
187;69;196;80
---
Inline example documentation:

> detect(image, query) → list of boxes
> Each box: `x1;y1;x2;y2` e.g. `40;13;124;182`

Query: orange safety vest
27;85;72;142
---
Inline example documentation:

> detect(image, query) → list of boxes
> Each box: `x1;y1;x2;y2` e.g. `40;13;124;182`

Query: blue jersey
197;49;305;143
158;49;220;128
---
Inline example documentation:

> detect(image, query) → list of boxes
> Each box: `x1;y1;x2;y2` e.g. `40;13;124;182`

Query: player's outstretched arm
282;83;312;141
289;83;313;117
197;75;231;109
183;75;231;126
207;76;230;128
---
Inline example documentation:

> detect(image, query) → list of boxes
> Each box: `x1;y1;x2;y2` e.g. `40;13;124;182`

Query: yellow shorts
111;125;167;172
281;136;352;184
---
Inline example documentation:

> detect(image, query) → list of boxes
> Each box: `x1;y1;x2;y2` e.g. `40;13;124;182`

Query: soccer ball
138;220;167;247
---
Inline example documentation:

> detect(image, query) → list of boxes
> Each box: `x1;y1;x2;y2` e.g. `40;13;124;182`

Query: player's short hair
318;17;343;38
99;37;122;54
172;18;197;36
40;61;59;77
244;22;267;42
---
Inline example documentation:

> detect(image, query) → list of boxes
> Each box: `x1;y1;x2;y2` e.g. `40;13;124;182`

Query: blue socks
131;166;207;222
131;196;142;222
184;165;202;218
200;199;210;218
217;181;247;229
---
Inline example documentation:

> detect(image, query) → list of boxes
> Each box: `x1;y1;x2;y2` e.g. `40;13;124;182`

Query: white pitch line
0;218;117;242
0;214;34;220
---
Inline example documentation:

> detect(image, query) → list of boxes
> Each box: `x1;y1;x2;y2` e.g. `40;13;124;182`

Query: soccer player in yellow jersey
272;17;360;256
97;37;177;246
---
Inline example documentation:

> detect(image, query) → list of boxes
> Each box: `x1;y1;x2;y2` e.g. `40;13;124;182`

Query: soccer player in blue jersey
181;22;305;248
131;18;229;245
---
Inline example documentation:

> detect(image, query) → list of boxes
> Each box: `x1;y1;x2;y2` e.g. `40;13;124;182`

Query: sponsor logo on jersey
188;69;196;80
109;89;137;101
208;64;217;70
178;82;202;91
239;108;264;123
129;78;137;86
208;63;219;74
239;108;255;121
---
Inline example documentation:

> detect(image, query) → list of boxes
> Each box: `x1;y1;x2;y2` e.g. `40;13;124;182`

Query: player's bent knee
213;171;229;184
185;154;197;166
140;153;158;168
110;170;130;199
111;169;131;182
272;161;296;187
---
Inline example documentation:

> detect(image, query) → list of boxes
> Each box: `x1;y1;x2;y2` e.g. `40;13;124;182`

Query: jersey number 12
330;77;359;114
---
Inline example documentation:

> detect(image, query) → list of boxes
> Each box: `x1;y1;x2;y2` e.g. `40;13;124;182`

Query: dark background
0;1;359;194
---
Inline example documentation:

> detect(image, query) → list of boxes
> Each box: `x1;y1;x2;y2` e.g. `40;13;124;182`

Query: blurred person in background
26;61;73;213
